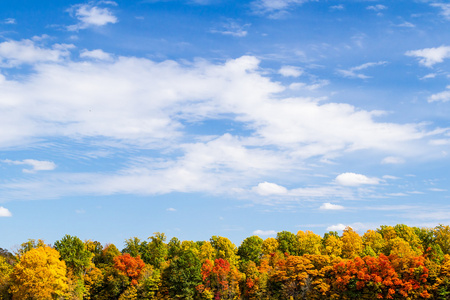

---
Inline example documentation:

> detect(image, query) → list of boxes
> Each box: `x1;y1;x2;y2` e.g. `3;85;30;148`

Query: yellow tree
0;256;13;300
341;227;363;259
297;231;322;255
10;246;68;299
261;237;279;255
362;229;385;256
322;235;343;258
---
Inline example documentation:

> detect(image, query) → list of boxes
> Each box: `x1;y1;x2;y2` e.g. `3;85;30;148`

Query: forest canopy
1;224;450;299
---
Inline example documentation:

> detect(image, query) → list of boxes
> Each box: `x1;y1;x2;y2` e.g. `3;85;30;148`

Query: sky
1;0;450;250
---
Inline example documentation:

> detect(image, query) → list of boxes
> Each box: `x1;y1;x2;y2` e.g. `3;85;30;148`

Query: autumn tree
0;256;12;300
261;237;279;255
114;253;145;286
10;246;68;300
210;236;239;266
297;230;322;255
341;227;363;259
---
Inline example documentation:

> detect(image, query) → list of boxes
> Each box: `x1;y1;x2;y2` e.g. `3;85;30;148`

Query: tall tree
10;246;68;300
54;234;93;277
237;235;263;266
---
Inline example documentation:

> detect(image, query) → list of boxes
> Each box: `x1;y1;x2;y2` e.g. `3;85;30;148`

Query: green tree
276;231;299;255
140;233;168;269
237;235;263;267
161;250;202;299
54;234;93;277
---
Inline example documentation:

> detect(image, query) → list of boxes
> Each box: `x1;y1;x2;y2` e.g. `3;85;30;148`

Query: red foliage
113;253;145;285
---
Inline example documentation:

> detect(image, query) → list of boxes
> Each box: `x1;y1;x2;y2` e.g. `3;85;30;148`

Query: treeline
1;224;450;299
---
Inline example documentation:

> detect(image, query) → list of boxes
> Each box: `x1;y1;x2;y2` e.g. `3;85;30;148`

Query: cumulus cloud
335;173;379;186
0;39;73;67
166;207;176;211
0;207;12;217
253;182;288;196
326;223;346;231
406;46;450;67
319;202;344;210
68;3;118;31
279;65;303;77
253;229;276;236
0;40;445;201
337;61;388;79
3;159;56;173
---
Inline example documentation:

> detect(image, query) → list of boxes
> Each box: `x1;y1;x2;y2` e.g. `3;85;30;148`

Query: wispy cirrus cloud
337;61;388;79
210;20;250;37
251;0;314;18
431;3;450;20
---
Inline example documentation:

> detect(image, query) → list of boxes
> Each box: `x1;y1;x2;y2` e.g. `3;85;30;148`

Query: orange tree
268;254;314;299
332;253;430;299
196;258;241;300
114;253;145;286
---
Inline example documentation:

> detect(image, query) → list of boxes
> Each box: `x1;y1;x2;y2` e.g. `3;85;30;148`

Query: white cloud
320;202;344;210
251;0;314;17
3;159;56;173
253;182;288;196
381;156;405;164
330;5;344;10
279;65;303;77
210;20;249;37
0;41;445;201
0;39;73;67
253;229;276;236
0;207;12;217
337;61;388;79
335;172;379;186
166;207;176;211
367;5;387;11
429;188;447;192
428;89;450;103
4;18;16;24
80;49;113;60
397;21;415;28
406;46;450;67
420;73;436;80
68;3;118;31
326;223;346;231
431;3;450;20
382;175;399;180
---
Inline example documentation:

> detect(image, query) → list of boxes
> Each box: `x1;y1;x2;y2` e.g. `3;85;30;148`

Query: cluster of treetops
2;224;450;299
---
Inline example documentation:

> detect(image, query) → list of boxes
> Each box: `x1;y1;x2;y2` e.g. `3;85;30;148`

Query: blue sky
1;0;450;250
